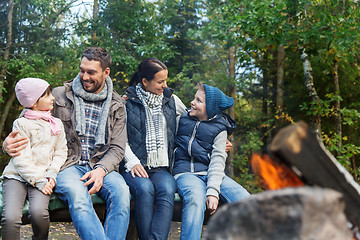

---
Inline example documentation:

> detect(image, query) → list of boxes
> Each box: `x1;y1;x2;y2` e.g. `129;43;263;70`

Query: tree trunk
341;0;345;15
261;51;270;150
226;46;236;178
276;44;285;127
333;58;342;154
276;44;285;109
300;49;322;139
0;0;14;101
0;92;16;137
92;0;99;41
351;155;358;182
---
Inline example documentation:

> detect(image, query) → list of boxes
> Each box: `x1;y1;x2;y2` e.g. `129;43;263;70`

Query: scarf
135;83;167;167
72;74;113;147
23;109;61;135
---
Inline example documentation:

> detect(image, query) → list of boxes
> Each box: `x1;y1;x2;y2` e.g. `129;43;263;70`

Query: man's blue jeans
176;173;250;240
122;169;176;240
55;164;130;240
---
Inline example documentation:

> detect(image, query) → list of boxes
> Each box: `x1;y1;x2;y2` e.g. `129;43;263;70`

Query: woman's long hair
129;58;167;86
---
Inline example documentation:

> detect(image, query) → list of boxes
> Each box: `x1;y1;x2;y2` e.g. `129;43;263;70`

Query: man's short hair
81;47;112;70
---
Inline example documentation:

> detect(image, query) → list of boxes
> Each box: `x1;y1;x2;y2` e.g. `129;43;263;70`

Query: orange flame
251;153;304;190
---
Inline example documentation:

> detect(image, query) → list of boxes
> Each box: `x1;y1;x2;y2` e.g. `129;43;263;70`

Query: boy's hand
206;195;219;215
131;164;149;178
3;131;28;157
225;139;233;153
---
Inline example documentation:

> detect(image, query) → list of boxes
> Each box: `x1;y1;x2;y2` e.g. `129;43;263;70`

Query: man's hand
206;195;219;215
225;139;233;153
3;131;28;157
130;164;149;178
80;167;106;195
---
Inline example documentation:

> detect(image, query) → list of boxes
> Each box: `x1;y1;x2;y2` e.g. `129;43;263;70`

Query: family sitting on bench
2;47;250;240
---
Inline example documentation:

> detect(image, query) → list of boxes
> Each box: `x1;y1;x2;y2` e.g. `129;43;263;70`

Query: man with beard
3;47;130;240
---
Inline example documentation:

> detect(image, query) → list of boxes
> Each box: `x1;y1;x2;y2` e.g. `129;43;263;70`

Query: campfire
250;153;304;190
204;121;360;240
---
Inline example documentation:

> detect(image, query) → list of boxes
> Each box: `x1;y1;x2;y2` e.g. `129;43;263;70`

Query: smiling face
32;92;55;111
79;57;110;93
189;89;208;121
142;69;168;96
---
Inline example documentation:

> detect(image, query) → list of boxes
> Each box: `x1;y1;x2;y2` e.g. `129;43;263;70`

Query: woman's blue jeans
122;169;176;240
176;173;250;240
55;164;130;240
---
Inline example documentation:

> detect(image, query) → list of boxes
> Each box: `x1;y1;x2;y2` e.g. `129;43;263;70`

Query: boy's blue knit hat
204;84;234;118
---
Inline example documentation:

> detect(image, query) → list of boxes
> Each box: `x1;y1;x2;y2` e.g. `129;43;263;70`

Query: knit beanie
15;78;50;108
204;84;234;118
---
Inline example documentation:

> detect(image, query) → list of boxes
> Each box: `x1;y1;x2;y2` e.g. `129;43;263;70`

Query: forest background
1;0;360;193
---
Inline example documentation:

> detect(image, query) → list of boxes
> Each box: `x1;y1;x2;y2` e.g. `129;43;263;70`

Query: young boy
173;82;250;240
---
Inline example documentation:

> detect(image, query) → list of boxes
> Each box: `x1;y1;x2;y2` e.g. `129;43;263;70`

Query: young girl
1;78;67;240
173;82;250;240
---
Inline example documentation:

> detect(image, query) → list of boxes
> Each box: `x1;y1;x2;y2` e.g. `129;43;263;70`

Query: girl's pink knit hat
15;78;50;108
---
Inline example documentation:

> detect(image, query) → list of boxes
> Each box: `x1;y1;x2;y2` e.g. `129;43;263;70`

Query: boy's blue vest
172;112;235;176
123;86;177;171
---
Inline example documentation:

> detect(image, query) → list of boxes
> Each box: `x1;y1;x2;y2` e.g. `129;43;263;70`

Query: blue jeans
176;173;250;240
122;168;176;240
55;165;130;240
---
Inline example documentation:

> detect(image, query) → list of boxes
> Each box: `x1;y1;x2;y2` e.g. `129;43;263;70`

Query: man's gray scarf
136;83;167;167
72;74;113;147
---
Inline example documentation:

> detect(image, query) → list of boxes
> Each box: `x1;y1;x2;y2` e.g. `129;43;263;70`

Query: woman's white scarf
136;83;168;167
72;74;113;147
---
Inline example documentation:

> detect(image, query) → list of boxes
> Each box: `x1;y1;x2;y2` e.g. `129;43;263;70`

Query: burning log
270;121;360;227
204;121;360;239
203;186;353;240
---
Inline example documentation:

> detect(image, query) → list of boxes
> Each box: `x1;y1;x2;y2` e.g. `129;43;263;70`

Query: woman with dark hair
121;58;186;240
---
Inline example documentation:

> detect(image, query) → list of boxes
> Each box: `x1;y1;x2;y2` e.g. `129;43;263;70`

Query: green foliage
300;92;360;180
167;63;200;106
199;0;360;186
2;0;360;187
79;0;178;93
232;97;265;193
157;0;205;75
233;153;263;194
299;94;340;118
0;0;78;169
0;0;76;81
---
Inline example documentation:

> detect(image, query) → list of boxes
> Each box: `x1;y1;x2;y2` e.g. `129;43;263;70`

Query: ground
19;222;199;239
20;222;79;240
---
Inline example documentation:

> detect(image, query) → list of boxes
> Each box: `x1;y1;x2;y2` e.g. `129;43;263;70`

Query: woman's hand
131;164;149;178
206;195;219;215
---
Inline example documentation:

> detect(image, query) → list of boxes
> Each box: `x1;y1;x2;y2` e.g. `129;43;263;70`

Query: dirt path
20;222;79;240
